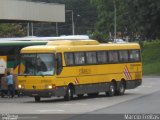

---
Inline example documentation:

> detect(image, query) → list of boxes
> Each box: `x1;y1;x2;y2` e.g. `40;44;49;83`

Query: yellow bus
17;39;142;102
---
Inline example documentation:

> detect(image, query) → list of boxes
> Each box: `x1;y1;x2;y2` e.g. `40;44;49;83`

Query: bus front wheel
34;96;41;102
88;93;99;97
64;87;73;101
77;94;84;98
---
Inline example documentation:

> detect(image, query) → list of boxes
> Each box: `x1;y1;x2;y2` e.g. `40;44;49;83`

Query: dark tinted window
129;50;140;62
56;53;63;75
65;53;74;65
74;52;85;65
86;52;97;64
108;51;119;63
97;51;107;63
119;51;129;62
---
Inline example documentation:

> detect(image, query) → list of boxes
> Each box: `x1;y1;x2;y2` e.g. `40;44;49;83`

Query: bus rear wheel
106;81;116;97
34;96;41;102
116;81;125;95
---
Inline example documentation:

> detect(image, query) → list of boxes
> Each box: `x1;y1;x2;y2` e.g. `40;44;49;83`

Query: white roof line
0;35;89;41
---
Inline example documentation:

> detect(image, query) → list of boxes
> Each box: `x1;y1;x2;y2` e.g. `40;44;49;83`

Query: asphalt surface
0;76;160;120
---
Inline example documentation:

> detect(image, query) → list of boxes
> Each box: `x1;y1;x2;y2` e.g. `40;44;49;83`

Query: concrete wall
0;0;65;22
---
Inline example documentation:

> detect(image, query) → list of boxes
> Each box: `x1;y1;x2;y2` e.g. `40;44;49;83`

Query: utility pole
66;10;75;35
31;22;33;36
27;22;30;36
56;22;59;36
114;0;117;41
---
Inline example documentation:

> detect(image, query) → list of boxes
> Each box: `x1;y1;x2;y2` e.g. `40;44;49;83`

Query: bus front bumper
19;87;66;98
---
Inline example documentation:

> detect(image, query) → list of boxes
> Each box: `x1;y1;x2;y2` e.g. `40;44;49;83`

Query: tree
90;0;160;40
58;0;98;35
0;23;26;37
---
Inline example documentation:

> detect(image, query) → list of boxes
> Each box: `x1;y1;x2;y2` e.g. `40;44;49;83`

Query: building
0;0;65;22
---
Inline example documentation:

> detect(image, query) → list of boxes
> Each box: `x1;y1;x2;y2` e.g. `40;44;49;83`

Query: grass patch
143;62;160;75
142;40;160;75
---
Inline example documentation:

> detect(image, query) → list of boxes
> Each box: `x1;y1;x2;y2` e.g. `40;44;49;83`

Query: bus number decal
18;80;26;83
79;68;91;75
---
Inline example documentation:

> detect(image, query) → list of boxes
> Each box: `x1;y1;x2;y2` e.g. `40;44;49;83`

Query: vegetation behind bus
142;40;160;75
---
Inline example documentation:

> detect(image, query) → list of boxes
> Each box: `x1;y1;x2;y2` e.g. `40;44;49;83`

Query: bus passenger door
56;53;63;75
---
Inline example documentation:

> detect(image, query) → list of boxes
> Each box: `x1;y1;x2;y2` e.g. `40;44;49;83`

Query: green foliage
142;41;160;75
90;31;109;43
90;0;160;40
90;0;115;33
0;23;26;37
143;62;160;75
59;0;98;35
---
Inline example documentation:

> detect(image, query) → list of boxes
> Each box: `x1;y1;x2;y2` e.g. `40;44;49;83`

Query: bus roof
47;40;99;46
20;40;140;53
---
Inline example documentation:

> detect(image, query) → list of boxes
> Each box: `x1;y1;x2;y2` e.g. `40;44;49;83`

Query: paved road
0;76;160;120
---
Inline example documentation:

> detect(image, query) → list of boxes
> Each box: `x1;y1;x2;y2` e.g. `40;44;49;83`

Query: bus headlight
45;84;57;89
48;85;52;89
45;85;52;89
18;84;25;89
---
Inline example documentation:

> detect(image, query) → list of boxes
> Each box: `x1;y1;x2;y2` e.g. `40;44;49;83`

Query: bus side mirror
56;53;63;75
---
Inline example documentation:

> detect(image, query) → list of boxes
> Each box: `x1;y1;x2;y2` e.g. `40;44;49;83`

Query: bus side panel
56;62;142;95
75;82;110;95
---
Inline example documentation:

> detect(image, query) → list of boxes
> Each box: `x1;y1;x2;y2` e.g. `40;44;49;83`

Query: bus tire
1;93;5;98
116;81;125;95
34;96;41;102
77;94;84;98
106;81;116;97
88;93;98;98
64;86;73;101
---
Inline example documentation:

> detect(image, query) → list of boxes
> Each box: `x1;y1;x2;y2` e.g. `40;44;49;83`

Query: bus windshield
19;53;55;76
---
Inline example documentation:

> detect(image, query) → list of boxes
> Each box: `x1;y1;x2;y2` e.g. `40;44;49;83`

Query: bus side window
129;50;140;62
56;53;63;75
97;51;107;63
108;51;119;63
86;51;97;64
64;53;74;65
119;50;129;62
74;52;85;65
